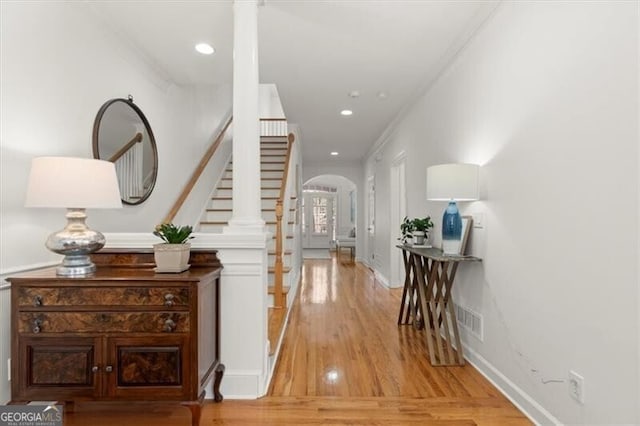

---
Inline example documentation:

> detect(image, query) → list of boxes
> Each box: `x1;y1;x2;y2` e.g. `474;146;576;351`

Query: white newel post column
226;0;264;233
217;0;270;398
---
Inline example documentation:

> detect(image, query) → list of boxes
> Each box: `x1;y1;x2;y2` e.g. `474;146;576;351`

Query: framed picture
459;215;473;255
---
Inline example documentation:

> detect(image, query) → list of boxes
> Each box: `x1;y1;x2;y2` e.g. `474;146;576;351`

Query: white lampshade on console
25;157;122;276
426;163;479;255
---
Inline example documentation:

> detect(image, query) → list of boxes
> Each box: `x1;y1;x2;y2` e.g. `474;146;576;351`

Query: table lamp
426;163;479;255
25;157;122;276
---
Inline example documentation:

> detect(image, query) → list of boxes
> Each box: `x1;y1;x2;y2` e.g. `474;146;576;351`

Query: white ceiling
86;0;497;164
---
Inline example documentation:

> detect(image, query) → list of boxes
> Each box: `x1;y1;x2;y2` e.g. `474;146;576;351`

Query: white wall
0;2;232;271
365;2;638;424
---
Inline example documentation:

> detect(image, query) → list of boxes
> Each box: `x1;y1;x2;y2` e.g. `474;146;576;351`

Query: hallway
211;256;531;424
64;256;531;425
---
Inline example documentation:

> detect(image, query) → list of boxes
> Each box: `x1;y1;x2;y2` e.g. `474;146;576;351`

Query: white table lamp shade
25;157;122;208
426;163;479;201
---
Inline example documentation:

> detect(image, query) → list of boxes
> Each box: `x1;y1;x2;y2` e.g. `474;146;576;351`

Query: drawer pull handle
164;293;175;307
105;365;113;373
92;366;100;373
32;319;42;334
33;295;43;307
164;319;176;332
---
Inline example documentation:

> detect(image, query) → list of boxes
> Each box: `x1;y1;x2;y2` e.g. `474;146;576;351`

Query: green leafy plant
153;223;194;244
411;217;434;233
399;216;434;244
400;216;414;244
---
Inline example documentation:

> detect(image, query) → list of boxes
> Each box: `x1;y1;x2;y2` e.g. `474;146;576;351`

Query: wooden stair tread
268;250;292;255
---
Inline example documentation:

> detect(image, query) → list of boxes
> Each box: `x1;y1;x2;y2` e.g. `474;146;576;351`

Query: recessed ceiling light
340;109;353;116
377;91;388;100
330;151;339;156
195;43;215;55
348;90;360;98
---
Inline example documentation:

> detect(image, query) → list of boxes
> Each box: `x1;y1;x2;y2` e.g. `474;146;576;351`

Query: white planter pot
153;243;191;273
412;231;425;246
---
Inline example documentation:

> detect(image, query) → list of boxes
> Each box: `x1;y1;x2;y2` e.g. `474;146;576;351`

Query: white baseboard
215;368;268;400
462;343;561;425
374;269;390;288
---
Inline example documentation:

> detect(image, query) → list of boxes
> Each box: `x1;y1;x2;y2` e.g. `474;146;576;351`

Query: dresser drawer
19;312;190;334
17;286;190;308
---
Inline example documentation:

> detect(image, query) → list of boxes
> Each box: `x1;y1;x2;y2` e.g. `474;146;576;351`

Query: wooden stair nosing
268;266;292;274
268;285;291;295
268;250;292;255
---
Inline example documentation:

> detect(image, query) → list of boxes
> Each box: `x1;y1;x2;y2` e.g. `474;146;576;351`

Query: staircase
199;135;297;307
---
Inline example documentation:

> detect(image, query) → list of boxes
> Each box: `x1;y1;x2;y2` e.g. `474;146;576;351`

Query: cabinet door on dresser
105;336;191;400
16;336;103;400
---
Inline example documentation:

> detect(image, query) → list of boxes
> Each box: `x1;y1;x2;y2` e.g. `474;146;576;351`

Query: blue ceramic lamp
426;163;479;255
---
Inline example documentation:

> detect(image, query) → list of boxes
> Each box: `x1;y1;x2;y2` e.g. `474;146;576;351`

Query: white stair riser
219;179;282;189
214;188;280;197
268;253;292;267
267;269;291;286
224;170;284;179
208;199;279;210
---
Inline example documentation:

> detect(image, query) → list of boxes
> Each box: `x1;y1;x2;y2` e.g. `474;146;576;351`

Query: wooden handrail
163;117;233;224
108;132;143;163
273;133;295;308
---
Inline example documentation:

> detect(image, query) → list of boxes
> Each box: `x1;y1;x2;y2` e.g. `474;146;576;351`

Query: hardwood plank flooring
64;255;531;425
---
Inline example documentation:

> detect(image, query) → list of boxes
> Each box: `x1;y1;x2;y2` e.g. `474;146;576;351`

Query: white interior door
390;155;407;288
302;192;334;249
367;176;375;264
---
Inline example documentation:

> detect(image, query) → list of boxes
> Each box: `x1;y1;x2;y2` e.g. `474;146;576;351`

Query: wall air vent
454;303;483;341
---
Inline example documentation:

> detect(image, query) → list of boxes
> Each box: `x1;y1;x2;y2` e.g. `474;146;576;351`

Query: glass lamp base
442;200;462;255
57;254;97;277
46;208;105;277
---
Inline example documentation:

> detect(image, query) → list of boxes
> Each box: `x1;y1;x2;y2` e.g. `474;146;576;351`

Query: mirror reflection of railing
92;96;158;205
108;132;142;162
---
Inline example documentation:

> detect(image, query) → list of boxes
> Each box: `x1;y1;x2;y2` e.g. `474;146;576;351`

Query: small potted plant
153;223;194;273
399;216;434;246
411;216;434;246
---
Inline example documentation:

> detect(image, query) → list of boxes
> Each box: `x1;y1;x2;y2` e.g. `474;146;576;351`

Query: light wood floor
65;256;531;425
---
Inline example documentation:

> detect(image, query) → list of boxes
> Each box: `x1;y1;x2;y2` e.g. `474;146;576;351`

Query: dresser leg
182;394;204;426
213;363;225;402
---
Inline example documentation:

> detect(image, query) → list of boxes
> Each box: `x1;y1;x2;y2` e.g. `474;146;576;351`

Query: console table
7;249;224;426
396;245;480;366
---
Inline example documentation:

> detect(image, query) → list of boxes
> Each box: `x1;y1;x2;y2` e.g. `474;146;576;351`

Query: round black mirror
92;96;158;205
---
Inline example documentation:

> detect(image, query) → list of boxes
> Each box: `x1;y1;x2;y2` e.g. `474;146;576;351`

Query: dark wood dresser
7;249;224;426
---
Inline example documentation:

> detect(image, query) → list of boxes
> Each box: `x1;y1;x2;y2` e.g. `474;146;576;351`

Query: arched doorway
302;175;357;252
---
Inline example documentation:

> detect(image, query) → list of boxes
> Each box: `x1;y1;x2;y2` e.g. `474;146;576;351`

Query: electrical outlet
568;370;584;404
